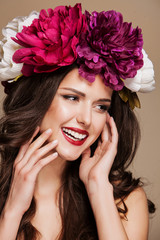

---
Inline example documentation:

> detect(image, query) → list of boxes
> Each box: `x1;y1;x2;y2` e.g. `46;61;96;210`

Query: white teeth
74;132;78;138
62;128;87;141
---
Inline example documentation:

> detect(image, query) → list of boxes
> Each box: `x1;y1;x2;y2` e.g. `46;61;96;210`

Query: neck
34;156;67;201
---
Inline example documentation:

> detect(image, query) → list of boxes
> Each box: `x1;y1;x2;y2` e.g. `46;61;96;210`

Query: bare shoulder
119;187;149;240
125;187;148;207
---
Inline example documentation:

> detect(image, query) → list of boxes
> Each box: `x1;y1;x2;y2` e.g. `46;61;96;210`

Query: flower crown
0;4;155;109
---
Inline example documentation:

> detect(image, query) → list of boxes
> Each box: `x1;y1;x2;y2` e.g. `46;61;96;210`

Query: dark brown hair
0;64;155;240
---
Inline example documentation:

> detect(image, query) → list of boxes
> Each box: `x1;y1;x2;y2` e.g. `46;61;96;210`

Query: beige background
0;0;159;239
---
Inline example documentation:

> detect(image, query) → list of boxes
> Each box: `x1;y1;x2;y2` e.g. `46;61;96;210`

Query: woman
0;4;155;240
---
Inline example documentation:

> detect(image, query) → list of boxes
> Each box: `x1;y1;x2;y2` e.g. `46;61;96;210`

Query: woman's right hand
4;127;58;217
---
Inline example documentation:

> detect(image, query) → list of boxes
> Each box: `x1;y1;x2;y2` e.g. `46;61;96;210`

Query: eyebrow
60;87;111;102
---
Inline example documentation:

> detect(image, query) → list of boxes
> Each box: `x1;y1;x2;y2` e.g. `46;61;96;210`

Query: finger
100;122;111;155
106;112;110;123
109;117;118;145
15;128;53;170
101;124;110;143
101;114;112;144
22;128;53;160
94;140;102;156
101;117;118;163
29;152;58;179
81;148;91;162
95;118;118;163
28;126;40;145
22;139;58;171
14;126;40;165
98;139;101;147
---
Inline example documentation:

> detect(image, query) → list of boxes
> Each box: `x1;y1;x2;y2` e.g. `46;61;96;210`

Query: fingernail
34;126;39;132
52;152;58;157
46;128;52;134
51;139;58;145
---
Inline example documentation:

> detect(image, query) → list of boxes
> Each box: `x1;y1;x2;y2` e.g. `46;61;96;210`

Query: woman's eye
96;105;108;112
62;95;79;101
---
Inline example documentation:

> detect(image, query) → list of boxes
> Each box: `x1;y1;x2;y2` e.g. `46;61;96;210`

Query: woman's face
40;68;113;161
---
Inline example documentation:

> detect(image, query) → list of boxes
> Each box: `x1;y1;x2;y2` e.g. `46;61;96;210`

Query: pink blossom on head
77;10;143;90
12;4;87;76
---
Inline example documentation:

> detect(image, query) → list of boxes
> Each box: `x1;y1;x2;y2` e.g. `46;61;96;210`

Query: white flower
0;11;39;81
124;49;155;93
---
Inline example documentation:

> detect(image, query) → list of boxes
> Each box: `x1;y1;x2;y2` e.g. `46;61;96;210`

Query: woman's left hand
79;115;118;194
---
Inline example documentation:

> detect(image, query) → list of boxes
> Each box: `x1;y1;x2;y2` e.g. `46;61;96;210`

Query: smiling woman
40;68;112;160
0;3;155;240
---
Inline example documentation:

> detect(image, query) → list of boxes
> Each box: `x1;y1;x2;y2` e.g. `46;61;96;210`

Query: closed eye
62;95;79;101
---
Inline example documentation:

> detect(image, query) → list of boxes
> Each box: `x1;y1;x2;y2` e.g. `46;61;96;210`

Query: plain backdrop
0;0;160;239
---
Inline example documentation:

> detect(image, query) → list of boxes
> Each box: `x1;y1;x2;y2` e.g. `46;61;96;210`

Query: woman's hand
4;127;58;217
79;115;118;194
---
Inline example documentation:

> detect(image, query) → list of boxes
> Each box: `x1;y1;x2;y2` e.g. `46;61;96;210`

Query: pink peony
12;4;86;76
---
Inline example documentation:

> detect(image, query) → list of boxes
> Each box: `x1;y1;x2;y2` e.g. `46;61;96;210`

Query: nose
76;104;92;128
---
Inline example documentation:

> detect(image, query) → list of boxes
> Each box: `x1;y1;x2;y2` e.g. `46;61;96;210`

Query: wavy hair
0;64;155;240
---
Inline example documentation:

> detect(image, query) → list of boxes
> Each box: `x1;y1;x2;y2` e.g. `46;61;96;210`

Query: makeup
61;127;88;146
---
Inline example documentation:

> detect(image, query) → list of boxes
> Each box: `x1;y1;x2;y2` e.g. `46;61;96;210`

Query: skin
40;68;113;161
0;69;149;240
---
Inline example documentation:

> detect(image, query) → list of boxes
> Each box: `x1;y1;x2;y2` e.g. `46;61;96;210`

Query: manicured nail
46;128;52;134
51;139;58;145
52;152;58;157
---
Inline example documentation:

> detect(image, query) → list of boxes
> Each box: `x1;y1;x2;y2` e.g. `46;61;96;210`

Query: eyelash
62;95;109;112
62;95;79;101
96;105;109;112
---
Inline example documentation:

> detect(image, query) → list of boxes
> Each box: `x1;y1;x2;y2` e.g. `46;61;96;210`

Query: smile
61;127;89;146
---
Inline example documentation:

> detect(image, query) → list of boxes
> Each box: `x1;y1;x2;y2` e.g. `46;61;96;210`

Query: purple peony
12;4;86;76
77;10;143;90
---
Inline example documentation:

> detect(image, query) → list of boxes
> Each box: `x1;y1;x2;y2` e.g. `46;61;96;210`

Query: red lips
61;127;89;146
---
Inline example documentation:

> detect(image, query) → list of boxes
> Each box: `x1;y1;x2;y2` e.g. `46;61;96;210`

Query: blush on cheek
59;103;76;119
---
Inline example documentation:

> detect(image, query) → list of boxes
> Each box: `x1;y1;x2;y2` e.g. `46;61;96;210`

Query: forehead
58;68;113;99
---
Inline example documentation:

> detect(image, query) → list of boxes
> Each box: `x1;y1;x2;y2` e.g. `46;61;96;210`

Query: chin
56;146;82;161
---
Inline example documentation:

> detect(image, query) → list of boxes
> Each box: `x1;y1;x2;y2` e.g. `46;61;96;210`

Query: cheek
54;103;77;126
40;103;76;132
40;106;58;133
92;115;107;139
59;104;73;119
